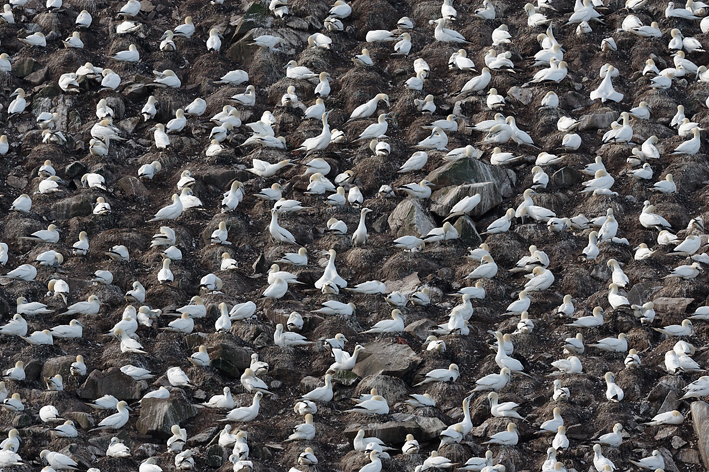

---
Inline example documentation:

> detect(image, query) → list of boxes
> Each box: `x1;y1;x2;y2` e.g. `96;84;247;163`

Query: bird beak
10;90;18;97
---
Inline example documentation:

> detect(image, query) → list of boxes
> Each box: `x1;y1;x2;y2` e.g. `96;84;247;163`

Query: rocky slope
2;0;709;471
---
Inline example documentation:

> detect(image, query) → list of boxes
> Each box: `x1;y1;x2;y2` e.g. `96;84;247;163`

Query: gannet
630;450;665;470
624;349;641;369
91;401;131;430
525;267;555;291
538;407;564;433
207;27;223;52
551;356;583;374
444;145;481;161
251;35;283;50
541;91;559;108
525;3;550;25
414;363;460;386
672;128;702;155
472;367;511;392
284;414;316;441
553;380;570;401
488;392;523;420
274;323;312;347
592;445;616;472
2;361;25;382
474;0;495;19
362;309;404;334
483;208;516;234
295;111;332;154
552;426;569;450
461;68;492;93
483;423;518;446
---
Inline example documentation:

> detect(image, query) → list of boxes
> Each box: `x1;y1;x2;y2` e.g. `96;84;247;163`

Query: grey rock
51;195;92;220
68;411;95;429
507;86;534;105
672;435;687;449
550;167;584;188
77;366;142;400
677;448;701;464
652;297;693;315
12;57;36;77
117;176;148;197
187;427;218;445
13;414;32;428
41;355;75;380
658;447;681;472
430;182;502;219
426;159;512;198
453;215;482;246
7;176;28;189
691;401;709;469
343;413;446;444
354;374;409;403
209;342;251;378
404;318;438;340
387;199;436;238
65;161;88;179
136;389;199;438
353;341;421;378
578;110;619;131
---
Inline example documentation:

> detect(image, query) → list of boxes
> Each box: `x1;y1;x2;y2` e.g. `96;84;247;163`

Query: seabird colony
1;0;709;470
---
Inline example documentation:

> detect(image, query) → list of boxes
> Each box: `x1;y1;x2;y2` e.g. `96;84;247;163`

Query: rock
12;57;36;77
123;83;148;100
691;401;709;469
627;281;663;306
65;161;88;179
578;110;619;131
671;435;687;449
226;35;260;66
41;355;75;380
507;86;533;105
453;215;482;246
136;389;199;438
209;342;251;378
68;411;95;429
652;297;693;315
426;159;512;198
77;367;142;400
7;175;28;189
550;167;584;188
343;413;446;444
51;195;93;220
404;318;438;340
206;444;224;467
658;447;681;472
430;182;502;218
13;414;32;428
118;117;141;134
25;66;49;86
387;199;436;238
187;426;217;445
353;341;421;378
677;449;701;464
655;426;678;440
117;176;149;197
232;1;270;38
354;374;409;403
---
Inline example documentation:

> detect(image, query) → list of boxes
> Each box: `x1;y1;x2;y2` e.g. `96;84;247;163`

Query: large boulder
77;367;142;400
353;341;421;378
430;182;502;218
387;199;436;238
136;389;199;438
41;355;76;380
208;342;251;378
425;159;512;197
343;413;447;444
